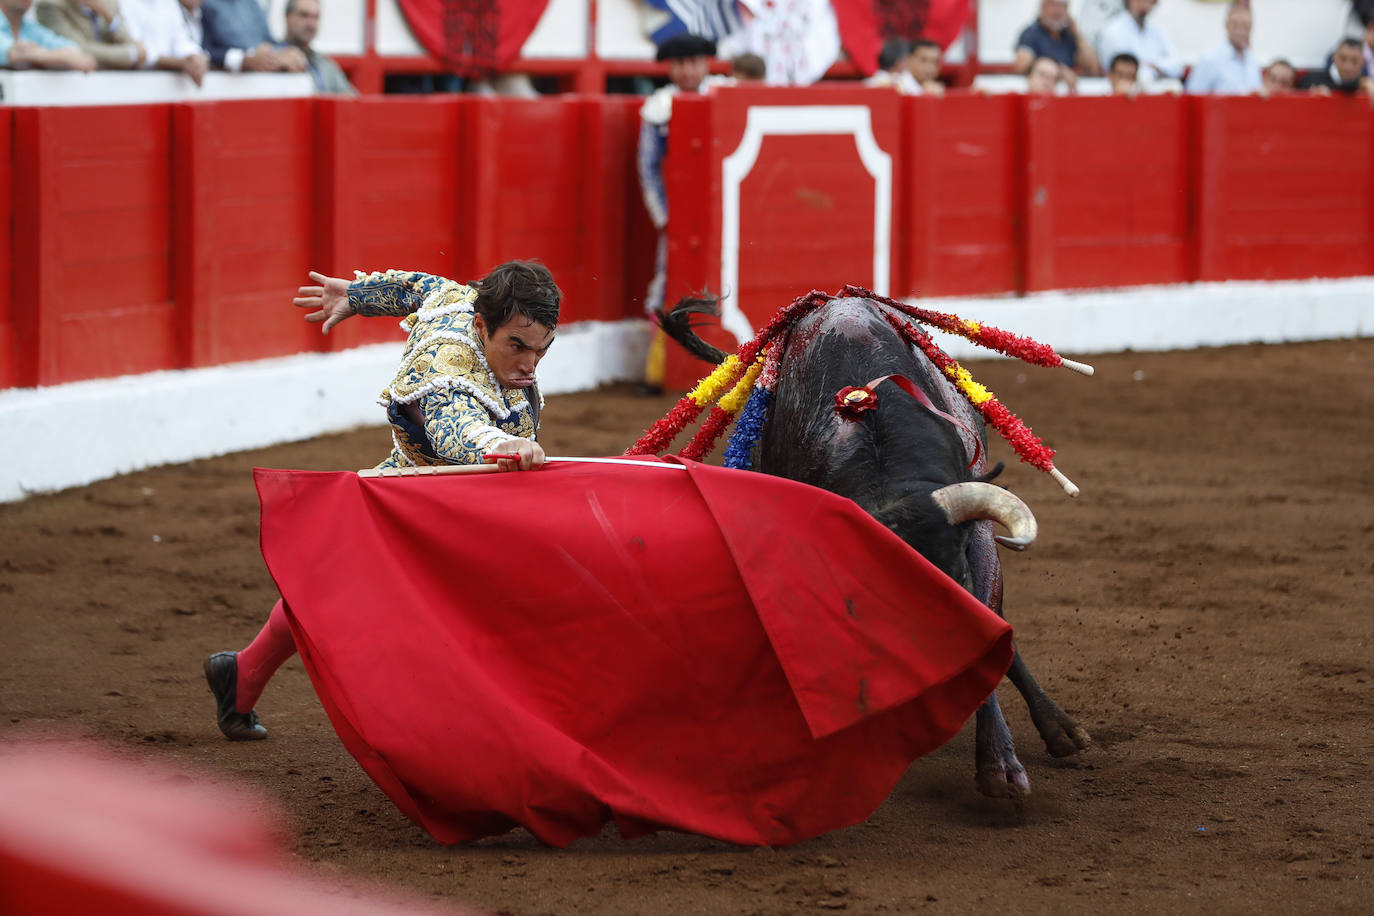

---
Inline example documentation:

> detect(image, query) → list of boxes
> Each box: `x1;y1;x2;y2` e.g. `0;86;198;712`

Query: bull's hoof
1041;718;1092;759
976;760;1031;800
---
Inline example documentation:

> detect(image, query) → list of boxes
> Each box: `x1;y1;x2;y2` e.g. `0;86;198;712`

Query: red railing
2;91;1372;392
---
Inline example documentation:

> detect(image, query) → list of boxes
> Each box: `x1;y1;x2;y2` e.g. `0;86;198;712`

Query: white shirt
121;0;202;63
1097;11;1182;81
1185;41;1261;95
864;69;921;94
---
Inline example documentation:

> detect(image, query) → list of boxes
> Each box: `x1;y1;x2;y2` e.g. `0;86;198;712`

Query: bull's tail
658;294;730;365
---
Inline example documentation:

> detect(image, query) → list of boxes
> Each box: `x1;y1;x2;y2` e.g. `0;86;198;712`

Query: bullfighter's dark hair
475;261;561;332
656;35;717;62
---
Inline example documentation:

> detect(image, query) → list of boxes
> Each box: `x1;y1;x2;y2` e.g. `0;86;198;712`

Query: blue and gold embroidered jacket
349;270;541;469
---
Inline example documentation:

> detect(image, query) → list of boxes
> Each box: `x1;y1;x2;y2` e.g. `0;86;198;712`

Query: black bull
661;295;1090;798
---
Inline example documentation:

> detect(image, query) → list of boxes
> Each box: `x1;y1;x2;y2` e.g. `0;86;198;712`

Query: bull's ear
977;461;1006;483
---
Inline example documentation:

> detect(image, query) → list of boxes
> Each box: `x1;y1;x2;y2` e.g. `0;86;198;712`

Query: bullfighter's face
475;314;554;391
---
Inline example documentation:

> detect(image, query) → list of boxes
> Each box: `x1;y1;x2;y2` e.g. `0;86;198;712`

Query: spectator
121;0;208;84
731;52;765;81
1108;51;1139;96
1300;38;1374;97
637;34;725;392
180;0;199;45
906;37;945;96
1261;59;1295;95
1025;54;1061;95
864;36;918;93
36;0;145;68
1185;2;1260;95
1097;0;1181;83
200;0;302;72
1;0;96;68
1013;0;1100;92
282;0;352;94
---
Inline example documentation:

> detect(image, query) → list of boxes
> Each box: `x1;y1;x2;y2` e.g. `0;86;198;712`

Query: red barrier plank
1024;95;1192;292
1196;95;1374;281
314;96;462;350
462;96;601;324
903;92;1022;298
173;100;318;367
619;95;661;323
12;105;176;387
0;110;12;389
663;87;904;389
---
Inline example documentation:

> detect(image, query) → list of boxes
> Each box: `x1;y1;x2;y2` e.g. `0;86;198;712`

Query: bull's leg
975;691;1030;798
1005;648;1091;758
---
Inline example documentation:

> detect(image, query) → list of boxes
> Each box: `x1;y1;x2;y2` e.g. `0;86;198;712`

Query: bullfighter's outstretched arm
348;270;453;318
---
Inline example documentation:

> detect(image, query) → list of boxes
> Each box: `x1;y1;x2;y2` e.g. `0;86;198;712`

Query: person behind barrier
1;0;96;69
1026;54;1062;96
1261;59;1295;95
1185;3;1260;95
1097;0;1180;84
864;36;918;93
906;37;945;96
281;0;353;94
637;33;727;393
204;261;561;741
1013;0;1100;93
731;51;765;81
119;0;207;84
35;0;147;68
1301;38;1374;98
200;0;301;72
1108;51;1139;96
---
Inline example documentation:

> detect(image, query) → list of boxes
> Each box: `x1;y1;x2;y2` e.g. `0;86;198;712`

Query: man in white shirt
1185;3;1260;94
1097;0;1181;83
120;0;207;83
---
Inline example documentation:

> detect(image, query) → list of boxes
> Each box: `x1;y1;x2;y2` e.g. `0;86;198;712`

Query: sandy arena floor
2;339;1371;914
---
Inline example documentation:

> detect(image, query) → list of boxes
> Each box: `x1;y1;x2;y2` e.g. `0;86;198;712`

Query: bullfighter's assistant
204;261;561;740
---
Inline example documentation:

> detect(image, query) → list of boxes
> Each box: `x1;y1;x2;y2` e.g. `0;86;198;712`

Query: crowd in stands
1001;0;1374;99
0;0;354;92
863;0;1374;102
3;0;1373;102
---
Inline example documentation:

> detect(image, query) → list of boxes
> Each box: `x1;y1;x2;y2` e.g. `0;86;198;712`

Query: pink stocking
234;599;297;713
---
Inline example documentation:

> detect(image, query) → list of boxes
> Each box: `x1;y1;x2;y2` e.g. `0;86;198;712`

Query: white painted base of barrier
920;277;1374;361
2;279;1371;503
0;318;652;503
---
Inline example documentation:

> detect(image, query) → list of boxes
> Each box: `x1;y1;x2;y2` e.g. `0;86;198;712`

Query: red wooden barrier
461;96;611;325
1023;94;1193;292
12;105;176;387
902;92;1022;297
0;111;12;389
1195;95;1374;282
618;95;661;322
313;95;461;350
3;94;1373;394
173;99;319;367
664;87;905;388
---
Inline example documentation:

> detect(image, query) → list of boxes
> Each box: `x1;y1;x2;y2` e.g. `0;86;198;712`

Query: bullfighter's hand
487;439;545;472
294;271;355;334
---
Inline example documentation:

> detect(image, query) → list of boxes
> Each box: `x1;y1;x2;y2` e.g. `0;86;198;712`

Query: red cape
255;459;1011;847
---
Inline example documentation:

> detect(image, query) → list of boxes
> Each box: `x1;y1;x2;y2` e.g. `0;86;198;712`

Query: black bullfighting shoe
204;651;267;741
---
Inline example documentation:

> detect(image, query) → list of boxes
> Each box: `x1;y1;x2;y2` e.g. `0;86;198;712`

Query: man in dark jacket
200;0;301;72
1300;38;1374;97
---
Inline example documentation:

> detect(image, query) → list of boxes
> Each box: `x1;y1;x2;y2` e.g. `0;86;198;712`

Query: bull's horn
930;482;1038;551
